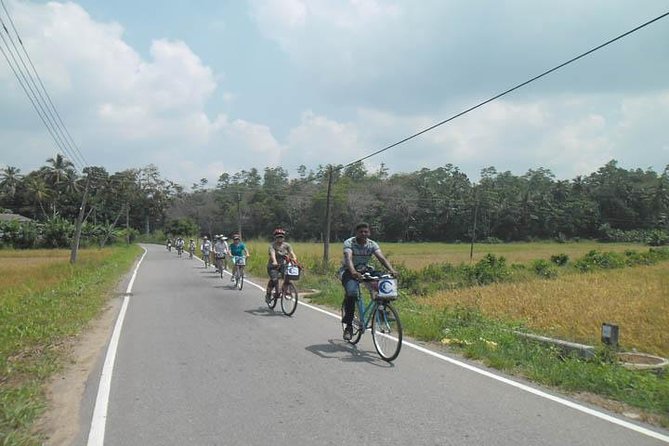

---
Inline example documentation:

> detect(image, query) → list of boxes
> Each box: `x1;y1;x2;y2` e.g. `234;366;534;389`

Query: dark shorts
267;263;285;281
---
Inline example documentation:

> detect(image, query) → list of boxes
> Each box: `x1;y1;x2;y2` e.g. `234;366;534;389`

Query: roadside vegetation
0;246;141;445
241;240;669;427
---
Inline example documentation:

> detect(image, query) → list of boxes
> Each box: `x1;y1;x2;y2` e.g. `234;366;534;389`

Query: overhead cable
340;10;669;171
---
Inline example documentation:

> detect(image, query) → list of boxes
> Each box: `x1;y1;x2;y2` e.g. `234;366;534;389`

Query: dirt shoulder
34;296;121;445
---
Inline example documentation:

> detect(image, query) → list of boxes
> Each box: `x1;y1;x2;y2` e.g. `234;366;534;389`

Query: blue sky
1;0;668;189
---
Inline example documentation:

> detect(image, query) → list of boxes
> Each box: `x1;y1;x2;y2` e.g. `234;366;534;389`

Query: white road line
87;247;147;446
90;250;669;444
241;276;669;443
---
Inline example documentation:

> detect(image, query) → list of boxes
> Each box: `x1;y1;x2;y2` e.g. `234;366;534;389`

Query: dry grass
0;249;110;296
422;262;669;357
258;240;646;270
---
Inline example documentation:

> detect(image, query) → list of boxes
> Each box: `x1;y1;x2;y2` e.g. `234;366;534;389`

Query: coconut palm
0;166;22;200
25;176;51;218
42;154;75;187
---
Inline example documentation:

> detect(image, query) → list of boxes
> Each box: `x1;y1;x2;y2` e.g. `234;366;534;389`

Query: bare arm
374;249;397;276
344;249;361;279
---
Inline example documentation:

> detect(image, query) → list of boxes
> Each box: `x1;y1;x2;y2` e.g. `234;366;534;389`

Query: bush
574;250;626;272
648;229;669;246
531;259;558;279
40;217;74;248
550;253;569;266
0;220;39;249
462;254;511;286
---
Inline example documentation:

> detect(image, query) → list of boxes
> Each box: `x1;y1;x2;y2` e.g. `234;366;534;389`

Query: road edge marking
87;247;147;446
241;278;669;443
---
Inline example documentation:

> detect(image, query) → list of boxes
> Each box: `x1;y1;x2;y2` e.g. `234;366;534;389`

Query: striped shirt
341;237;380;271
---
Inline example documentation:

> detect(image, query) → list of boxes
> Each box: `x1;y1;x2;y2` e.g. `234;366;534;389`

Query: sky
1;0;668;189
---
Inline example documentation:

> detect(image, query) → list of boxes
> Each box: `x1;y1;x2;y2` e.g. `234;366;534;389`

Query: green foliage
574;250;626;272
461;254;511;286
0;220;38;249
531;259;558;278
599;224;669;246
648;229;669;247
550;253;569;266
164;218;199;237
40;216;74;248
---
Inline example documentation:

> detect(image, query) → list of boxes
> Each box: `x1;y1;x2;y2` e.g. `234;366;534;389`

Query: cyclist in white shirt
214;235;230;272
201;236;212;268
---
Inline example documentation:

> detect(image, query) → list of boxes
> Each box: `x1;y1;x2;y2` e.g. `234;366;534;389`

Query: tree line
1;156;668;247
170;160;669;245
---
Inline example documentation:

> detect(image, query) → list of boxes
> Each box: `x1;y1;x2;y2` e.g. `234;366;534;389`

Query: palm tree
0;166;22;201
41;154;76;216
42;154;75;187
25;176;51;218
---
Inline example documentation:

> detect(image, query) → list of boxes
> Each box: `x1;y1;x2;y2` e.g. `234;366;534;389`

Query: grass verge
251;244;669;428
0;245;142;445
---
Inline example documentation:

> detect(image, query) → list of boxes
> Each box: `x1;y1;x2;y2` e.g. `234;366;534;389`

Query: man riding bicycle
229;233;250;281
265;228;298;303
340;222;397;341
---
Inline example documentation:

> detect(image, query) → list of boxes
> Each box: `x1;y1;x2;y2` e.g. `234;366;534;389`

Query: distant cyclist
214;235;230;272
201;236;212;268
188;239;196;259
166;238;172;252
340;222;396;341
229;233;250;282
265;228;298;302
175;237;185;256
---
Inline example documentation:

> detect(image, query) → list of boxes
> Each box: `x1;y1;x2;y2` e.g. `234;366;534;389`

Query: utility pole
125;204;130;245
323;166;334;267
470;188;478;262
237;192;242;236
70;174;90;264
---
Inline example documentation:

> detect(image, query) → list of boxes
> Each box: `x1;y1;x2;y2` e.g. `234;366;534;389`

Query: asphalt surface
82;244;669;445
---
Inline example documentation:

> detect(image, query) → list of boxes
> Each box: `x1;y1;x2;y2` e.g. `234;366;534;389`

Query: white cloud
0;0;285;186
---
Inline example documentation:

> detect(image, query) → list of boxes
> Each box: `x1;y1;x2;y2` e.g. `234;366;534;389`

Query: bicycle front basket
376;278;398;299
285;264;300;280
235;256;246;266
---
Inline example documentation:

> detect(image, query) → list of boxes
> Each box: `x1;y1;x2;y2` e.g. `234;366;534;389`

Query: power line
0;0;86;171
0;0;87;169
340;10;669;171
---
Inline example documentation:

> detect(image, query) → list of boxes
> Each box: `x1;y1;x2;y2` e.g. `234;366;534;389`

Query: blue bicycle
340;272;403;362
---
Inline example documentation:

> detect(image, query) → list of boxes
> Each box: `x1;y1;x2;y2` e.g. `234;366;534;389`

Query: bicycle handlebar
359;272;394;281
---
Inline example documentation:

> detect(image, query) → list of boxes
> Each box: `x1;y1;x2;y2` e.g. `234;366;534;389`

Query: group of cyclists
165;222;397;342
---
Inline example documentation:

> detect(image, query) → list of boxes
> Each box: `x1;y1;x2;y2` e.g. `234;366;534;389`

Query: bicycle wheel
281;283;298;316
266;281;278;309
371;302;402;362
340;300;363;345
237;267;244;290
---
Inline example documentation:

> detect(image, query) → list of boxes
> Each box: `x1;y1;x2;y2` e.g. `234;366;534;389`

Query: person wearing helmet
265;228;298;302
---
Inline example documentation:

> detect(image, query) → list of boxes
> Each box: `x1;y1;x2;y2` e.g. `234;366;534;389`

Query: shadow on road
244;307;285;317
305;339;393;367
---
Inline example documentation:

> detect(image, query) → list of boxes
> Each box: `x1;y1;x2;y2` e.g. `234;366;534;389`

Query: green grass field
0;246;142;445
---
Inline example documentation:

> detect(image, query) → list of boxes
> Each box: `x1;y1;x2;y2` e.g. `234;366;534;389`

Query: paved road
83;244;668;445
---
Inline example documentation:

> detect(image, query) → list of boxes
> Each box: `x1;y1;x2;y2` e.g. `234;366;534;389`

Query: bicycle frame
354;282;381;333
